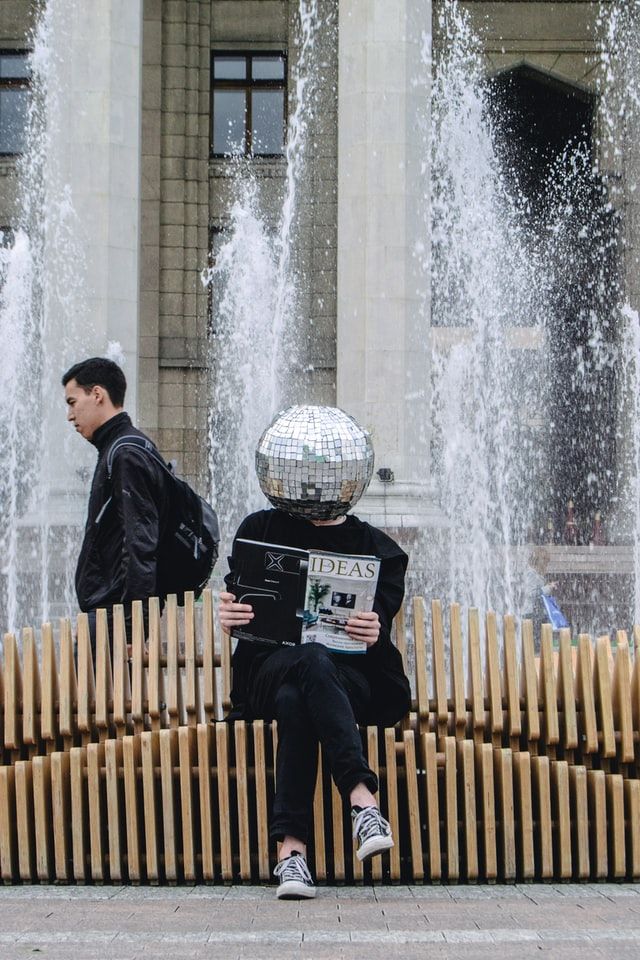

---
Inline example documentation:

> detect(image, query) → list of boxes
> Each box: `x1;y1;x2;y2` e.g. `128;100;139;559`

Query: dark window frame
0;49;31;157
210;50;287;159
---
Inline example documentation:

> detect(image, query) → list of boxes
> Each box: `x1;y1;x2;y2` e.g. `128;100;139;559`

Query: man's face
64;379;105;441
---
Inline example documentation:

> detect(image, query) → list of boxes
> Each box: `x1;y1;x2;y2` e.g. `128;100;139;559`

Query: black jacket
225;509;411;727
75;412;169;614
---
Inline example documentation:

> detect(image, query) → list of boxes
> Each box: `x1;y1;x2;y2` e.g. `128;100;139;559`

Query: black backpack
105;435;220;604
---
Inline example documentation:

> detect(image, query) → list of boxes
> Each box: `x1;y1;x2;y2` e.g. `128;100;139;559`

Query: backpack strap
95;435;172;526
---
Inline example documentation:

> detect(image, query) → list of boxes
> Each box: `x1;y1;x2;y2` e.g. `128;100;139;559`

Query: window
211;52;286;158
0;52;30;156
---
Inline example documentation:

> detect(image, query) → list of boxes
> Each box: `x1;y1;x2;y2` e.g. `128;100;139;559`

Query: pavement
1;883;640;960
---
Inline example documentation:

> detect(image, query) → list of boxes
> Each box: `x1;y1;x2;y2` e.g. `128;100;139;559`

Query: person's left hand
345;610;380;647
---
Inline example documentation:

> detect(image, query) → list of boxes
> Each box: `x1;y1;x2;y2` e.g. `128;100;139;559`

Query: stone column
336;0;435;531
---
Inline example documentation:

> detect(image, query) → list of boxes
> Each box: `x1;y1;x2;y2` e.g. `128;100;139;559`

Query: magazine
229;540;380;653
229;539;309;646
302;550;380;655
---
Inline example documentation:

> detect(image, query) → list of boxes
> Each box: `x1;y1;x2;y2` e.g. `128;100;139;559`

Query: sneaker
273;851;317;899
351;805;394;862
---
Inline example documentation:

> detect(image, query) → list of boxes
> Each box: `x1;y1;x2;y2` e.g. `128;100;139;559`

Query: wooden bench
1;591;640;883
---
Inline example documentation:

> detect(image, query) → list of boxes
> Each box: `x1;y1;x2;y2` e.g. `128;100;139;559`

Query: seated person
219;405;411;900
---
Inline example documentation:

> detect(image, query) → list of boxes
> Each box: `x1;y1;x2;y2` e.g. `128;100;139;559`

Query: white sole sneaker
276;879;317;899
356;833;394;862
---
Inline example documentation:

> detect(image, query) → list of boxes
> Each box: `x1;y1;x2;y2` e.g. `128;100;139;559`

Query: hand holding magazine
229;540;379;654
302;551;380;654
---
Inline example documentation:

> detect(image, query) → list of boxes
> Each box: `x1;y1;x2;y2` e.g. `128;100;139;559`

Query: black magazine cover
230;539;309;646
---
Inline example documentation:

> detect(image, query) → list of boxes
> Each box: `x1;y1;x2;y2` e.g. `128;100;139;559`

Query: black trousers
247;642;378;844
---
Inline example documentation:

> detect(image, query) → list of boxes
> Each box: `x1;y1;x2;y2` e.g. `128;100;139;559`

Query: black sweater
225;509;411;727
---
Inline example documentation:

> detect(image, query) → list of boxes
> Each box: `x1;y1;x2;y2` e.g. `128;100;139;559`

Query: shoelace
352;806;388;842
273;853;313;885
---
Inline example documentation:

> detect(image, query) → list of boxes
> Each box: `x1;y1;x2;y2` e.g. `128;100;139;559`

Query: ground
1;883;640;959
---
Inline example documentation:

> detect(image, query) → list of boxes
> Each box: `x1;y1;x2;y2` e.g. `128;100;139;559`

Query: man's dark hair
62;357;127;408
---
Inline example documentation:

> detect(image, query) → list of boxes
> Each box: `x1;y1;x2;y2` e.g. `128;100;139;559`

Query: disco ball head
255;405;375;520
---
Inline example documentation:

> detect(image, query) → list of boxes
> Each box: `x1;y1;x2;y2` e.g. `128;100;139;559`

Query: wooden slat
587;769;608;879
123;734;143;882
234;720;251;880
160;728;179;881
532;756;553;880
624;779;640;880
412;597;429;734
113;605;131;738
520;619;540;750
141;731;162;882
595;635;616;760
312;747;327;881
51;752;71;881
557;628;578;754
366;728;381;881
32;755;52;881
539;624;559;754
0;767;17;880
147;597;163;731
569;765;590;880
179;726;197;881
70;746;88;881
577;634;598;756
22;627;41;749
184;592;200;725
449;603;466;735
105;739;125;881
403;729;424;881
613;632;635;764
467;609;484;744
394;602;407;669
3;632;22;751
59;618;77;748
476;742;497;881
551;760;571;879
484;612;503;746
202;590;218;723
444;736;459;881
87;742;106;881
513;751;535;880
40;622;59;749
253;719;271;882
494;748;516;880
15;761;35;880
95;609;113;741
131;600;146;736
431;600;448;743
166;596;182;729
76;613;96;743
215;722;233;881
422;732;441;881
197;723;216;882
606;774;626;879
502;616;520;745
221;628;232;715
330;779;345;882
457;739;478;882
384;727;401;880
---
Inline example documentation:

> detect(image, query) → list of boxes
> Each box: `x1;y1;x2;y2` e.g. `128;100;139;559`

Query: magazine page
230;539;308;646
302;551;380;654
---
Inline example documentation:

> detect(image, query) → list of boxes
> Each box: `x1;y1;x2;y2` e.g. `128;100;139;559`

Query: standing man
62;357;168;644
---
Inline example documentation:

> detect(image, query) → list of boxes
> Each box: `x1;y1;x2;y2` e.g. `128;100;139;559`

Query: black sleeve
225;513;267;718
364;553;411;727
111;449;163;606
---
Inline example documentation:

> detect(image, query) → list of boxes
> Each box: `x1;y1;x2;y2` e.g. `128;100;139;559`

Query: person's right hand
219;591;254;635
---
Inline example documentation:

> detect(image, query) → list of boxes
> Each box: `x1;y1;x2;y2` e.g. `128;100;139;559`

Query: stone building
0;0;636;626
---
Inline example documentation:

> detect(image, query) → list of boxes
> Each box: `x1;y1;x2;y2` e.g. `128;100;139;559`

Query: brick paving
0;884;639;959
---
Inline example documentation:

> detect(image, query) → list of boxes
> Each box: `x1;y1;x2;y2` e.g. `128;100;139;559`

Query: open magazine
229;540;379;653
302;551;380;655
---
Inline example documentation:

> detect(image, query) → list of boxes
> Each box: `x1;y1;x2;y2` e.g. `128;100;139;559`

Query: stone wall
0;1;36;229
